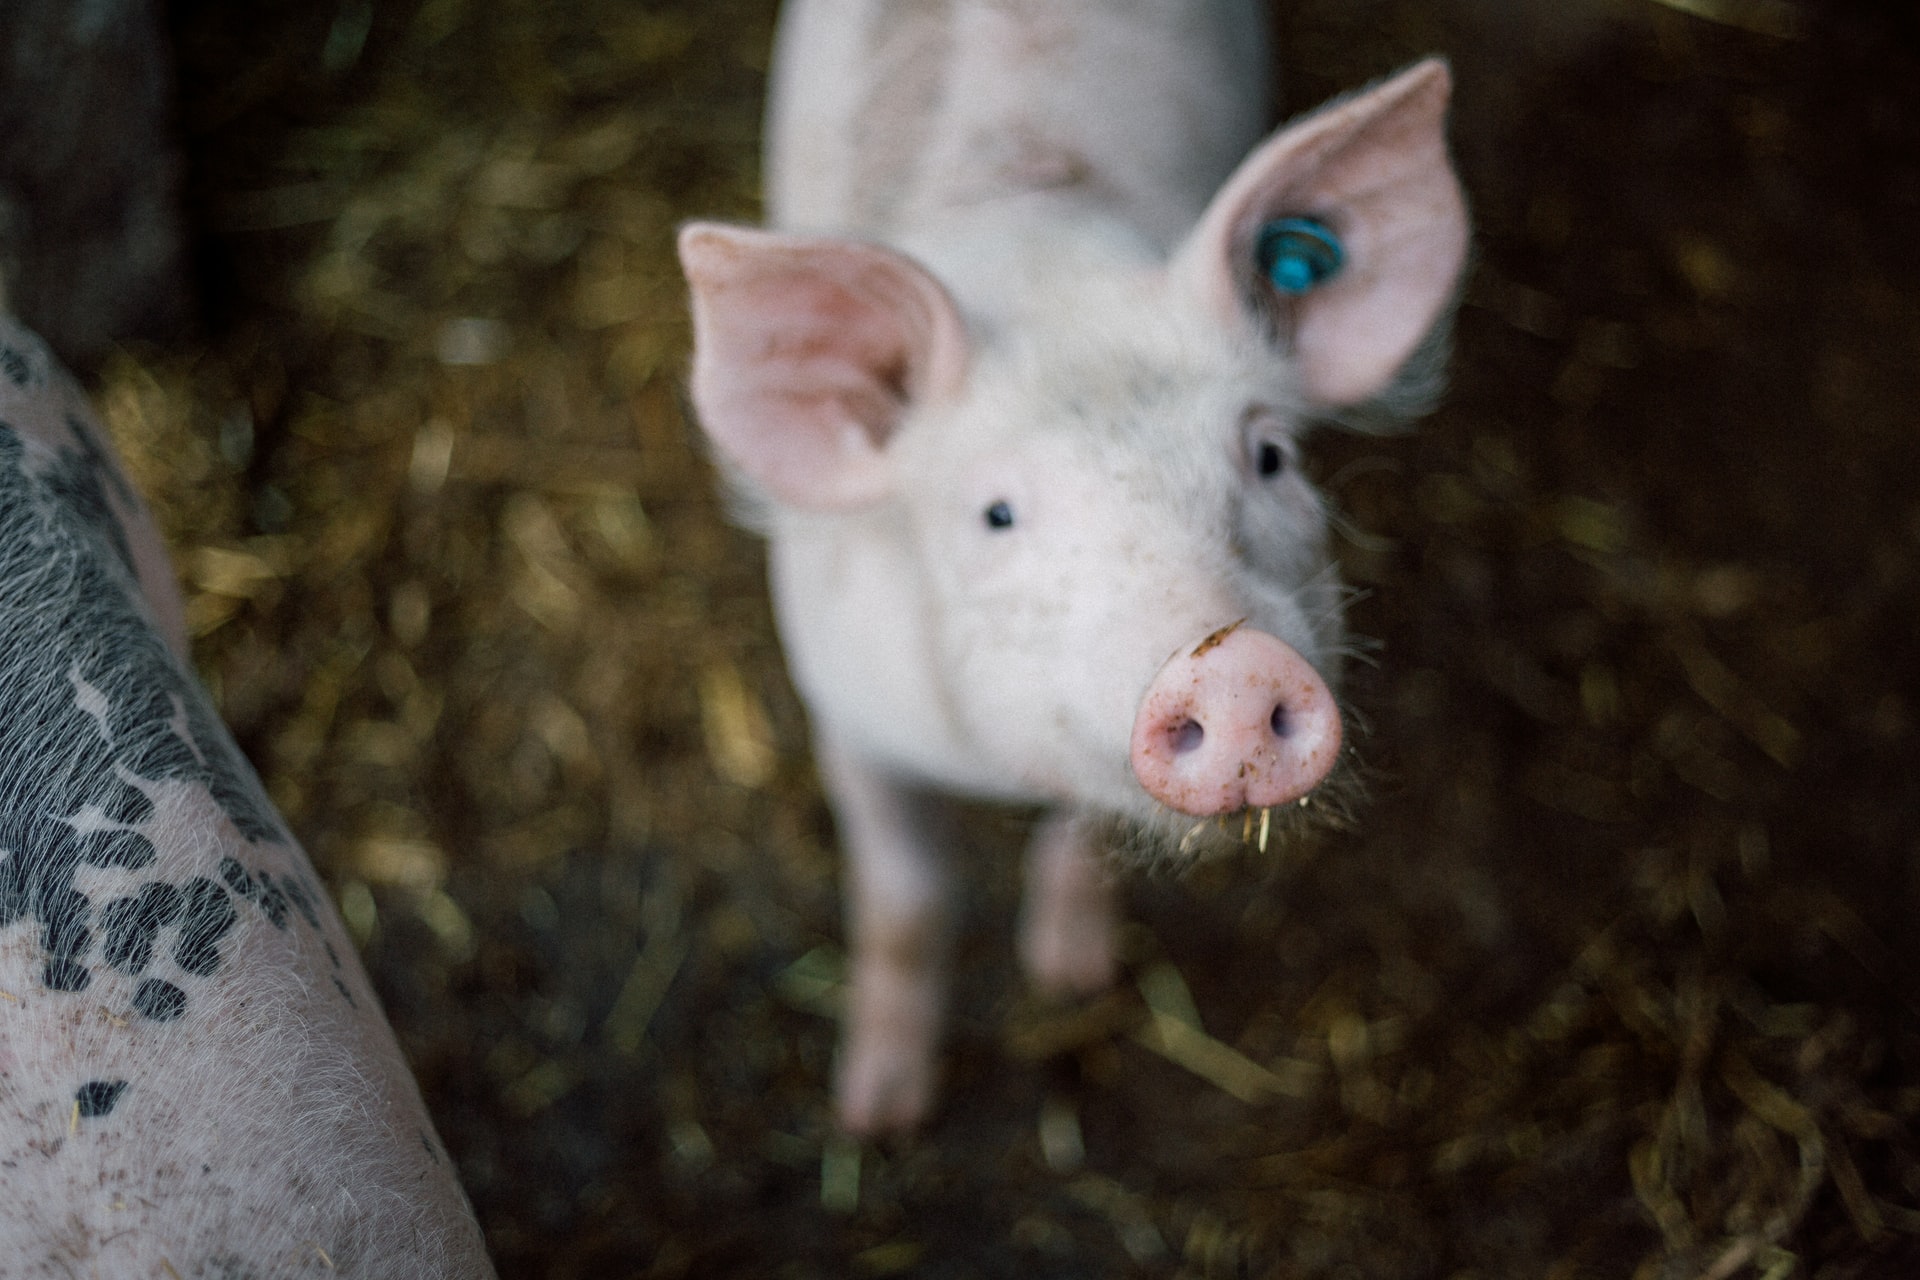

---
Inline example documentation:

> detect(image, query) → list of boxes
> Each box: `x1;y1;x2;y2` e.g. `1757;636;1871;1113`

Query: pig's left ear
679;223;969;510
1170;58;1469;409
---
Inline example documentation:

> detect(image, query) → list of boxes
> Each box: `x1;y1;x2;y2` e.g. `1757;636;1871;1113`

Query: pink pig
679;0;1469;1135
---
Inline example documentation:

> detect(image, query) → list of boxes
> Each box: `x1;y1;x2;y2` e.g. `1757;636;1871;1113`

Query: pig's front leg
817;738;958;1135
1018;810;1119;998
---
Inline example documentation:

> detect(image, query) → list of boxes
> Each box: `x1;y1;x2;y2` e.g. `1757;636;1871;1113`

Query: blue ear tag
1257;217;1345;295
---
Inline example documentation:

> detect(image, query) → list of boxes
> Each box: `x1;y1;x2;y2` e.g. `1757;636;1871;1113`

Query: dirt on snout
84;0;1920;1274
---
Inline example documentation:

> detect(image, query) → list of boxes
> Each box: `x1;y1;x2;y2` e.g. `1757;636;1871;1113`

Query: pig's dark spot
334;976;356;1007
174;877;238;977
984;500;1015;530
43;958;91;992
253;869;291;929
102;881;186;973
44;414;139;577
96;781;155;827
74;1079;128;1119
0;373;316;1021
0;346;32;388
85;829;158;869
64;415;135;506
1255;441;1286;478
224;855;333;954
133;978;187;1022
282;875;322;929
219;856;253;898
1269;703;1292;739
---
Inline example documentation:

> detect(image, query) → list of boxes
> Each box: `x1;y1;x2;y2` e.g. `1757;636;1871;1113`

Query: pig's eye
983;500;1015;530
1241;406;1295;480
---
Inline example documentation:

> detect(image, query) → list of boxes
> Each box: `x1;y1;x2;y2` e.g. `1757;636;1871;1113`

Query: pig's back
764;0;1270;252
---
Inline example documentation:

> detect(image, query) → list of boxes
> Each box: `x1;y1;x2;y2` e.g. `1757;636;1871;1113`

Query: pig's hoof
836;1043;937;1137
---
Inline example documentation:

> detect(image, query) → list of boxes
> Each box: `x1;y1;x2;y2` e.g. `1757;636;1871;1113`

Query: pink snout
1129;623;1342;817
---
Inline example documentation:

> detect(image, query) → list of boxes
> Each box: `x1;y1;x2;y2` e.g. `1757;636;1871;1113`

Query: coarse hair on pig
0;317;493;1276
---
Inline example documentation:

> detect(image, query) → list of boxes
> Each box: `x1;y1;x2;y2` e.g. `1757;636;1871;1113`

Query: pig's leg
0;320;494;1277
1018;811;1119;998
817;738;957;1135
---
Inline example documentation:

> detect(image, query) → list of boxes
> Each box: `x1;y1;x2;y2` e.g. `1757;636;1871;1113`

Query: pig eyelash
983;500;1015;530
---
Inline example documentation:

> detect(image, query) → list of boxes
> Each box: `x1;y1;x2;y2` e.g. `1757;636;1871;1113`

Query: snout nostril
1133;628;1342;817
1168;718;1205;755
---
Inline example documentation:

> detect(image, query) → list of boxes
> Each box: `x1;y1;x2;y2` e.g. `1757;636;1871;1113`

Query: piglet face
890;274;1345;823
679;58;1467;841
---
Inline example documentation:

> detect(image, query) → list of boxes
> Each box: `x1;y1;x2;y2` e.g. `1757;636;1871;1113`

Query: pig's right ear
678;223;969;510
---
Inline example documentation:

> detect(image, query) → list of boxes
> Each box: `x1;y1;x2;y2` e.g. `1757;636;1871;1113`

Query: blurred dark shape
0;0;192;372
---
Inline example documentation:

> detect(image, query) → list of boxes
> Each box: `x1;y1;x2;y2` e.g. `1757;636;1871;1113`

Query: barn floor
102;0;1920;1274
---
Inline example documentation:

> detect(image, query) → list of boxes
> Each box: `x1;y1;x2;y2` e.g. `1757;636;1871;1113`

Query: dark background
9;0;1920;1274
